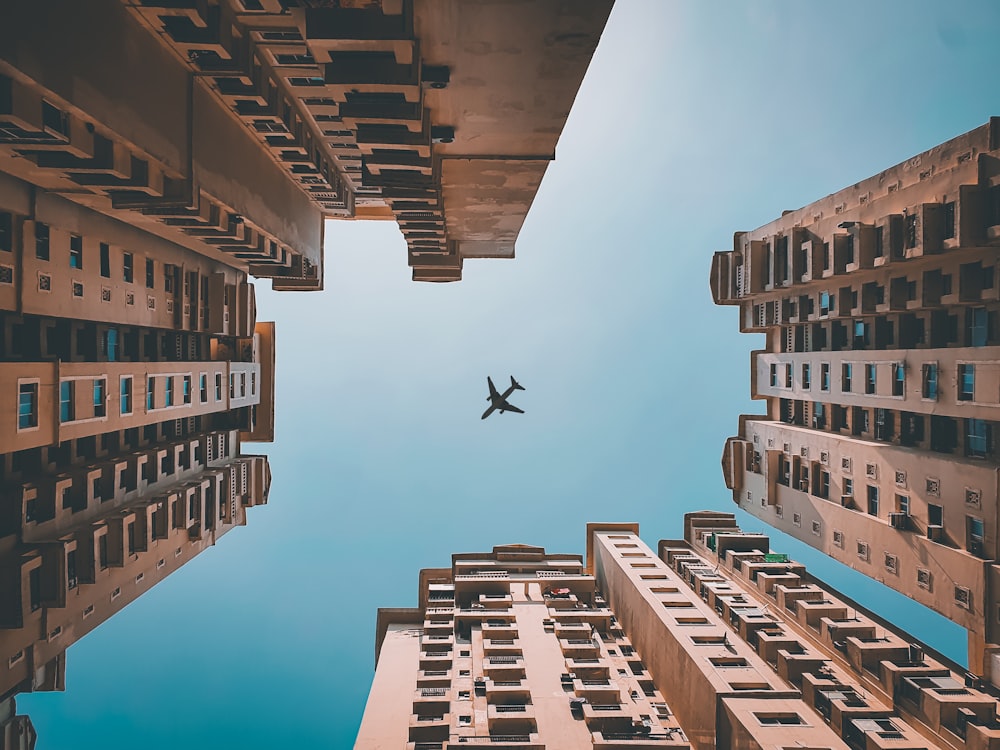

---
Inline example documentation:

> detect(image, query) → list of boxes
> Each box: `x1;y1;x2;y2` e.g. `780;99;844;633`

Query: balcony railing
494;705;528;713
455;736;531;744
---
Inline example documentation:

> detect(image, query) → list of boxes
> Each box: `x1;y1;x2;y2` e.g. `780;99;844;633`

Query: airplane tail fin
510;376;524;391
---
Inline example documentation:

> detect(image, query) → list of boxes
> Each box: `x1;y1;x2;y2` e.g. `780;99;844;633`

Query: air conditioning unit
888;512;908;530
927;524;944;542
908;644;924;663
840;495;854;508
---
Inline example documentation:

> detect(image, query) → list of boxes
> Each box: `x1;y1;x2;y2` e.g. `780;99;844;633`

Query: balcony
444;734;543;749
591;730;689;749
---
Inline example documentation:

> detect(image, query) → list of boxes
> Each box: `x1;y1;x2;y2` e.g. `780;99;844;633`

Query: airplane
481;376;525;420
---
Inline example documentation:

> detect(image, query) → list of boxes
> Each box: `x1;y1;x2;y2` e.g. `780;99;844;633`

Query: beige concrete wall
590;530;795;750
355;623;422;750
734;418;995;639
0;360;260;454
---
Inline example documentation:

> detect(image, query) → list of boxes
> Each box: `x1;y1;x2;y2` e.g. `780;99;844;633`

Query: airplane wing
481;404;497;420
487;377;500;399
502;404;524;414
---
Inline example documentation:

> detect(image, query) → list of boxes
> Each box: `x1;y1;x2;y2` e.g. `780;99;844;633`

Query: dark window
770;363;777;387
276;53;315;66
145;259;155;289
892;363;905;396
867;485;879;516
842;363;852;392
930;415;957;453
35;222;50;260
18;382;38;429
99;243;110;278
821;363;830;391
943;201;956;240
966;419;990;458
958;364;975;401
122;251;133;283
127;522;136;555
104;328;119;362
120;376;132;414
99;536;108;569
0;212;12;251
922;363;938;399
59;380;74;423
93;378;106;418
865;363;876;394
874;408;893;442
874;225;884;258
967;307;989;347
905;213;918;249
29;567;41;611
968;517;985;557
69;234;83;268
67;550;78;589
802;363;811;390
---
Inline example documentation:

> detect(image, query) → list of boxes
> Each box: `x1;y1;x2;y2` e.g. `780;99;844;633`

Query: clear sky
18;1;1000;747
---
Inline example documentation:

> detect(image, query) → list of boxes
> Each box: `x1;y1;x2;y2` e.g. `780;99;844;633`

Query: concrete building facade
711;118;1000;679
361;517;1000;749
1;0;612;285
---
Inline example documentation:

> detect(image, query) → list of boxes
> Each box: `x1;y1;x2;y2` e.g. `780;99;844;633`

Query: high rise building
357;535;690;749
1;0;612;286
710;118;1000;680
360;516;1000;749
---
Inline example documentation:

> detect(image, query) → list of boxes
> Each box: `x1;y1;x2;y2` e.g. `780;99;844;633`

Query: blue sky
19;1;1000;747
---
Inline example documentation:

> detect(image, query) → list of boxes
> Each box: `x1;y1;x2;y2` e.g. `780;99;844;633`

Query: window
865;363;876;394
122;251;133;283
928;503;944;528
844;478;854;496
147;377;155;410
93;378;106;418
215;373;223;400
770;363;778;387
784;363;792;388
165;376;174;407
164;264;175;292
35;222;50;260
200;373;208;402
70;234;83;268
854;320;870;347
897;494;910;515
874;408;893;441
755;713;804;726
819;291;832;316
230;373;236;399
99;242;110;277
802;363;811;389
842;363;852;392
818;470;830;499
958;364;975;401
968;516;985;557
866;486;879;516
101;332;120;368
240;373;247;397
0;212;11;252
145;258;155;289
968;307;989;347
29;568;41;611
120;376;132;415
821;363;830;391
182;375;192;404
18;382;38;429
922;363;938;399
99;536;108;570
892;363;905;396
59;380;75;422
966;419;990;458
